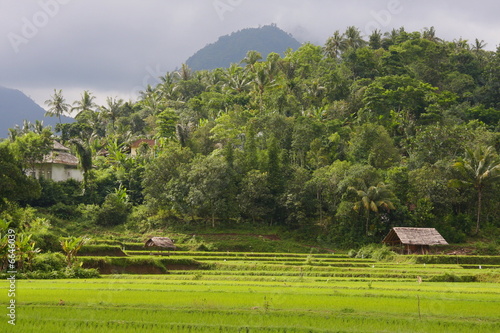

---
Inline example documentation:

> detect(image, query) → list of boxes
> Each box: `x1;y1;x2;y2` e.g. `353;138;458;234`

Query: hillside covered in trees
1;26;500;248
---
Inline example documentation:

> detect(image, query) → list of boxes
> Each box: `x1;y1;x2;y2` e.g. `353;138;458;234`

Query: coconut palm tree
70;138;93;191
324;30;346;58
422;26;442;43
350;182;395;236
241;50;263;73
222;64;251;93
343;26;366;50
44;89;70;123
471;39;487;55
176;63;192;81
72;90;97;118
451;146;500;234
99;97;124;133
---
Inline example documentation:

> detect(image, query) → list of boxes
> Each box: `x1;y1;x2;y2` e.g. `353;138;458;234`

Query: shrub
31;253;66;272
347;249;357;258
473;242;500;255
95;192;131;226
31;232;62;252
354;244;396;261
49;202;81;220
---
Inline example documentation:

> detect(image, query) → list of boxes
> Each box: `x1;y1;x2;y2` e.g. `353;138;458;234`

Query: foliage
351;244;397;261
60;236;90;267
5;26;500;249
95;187;131;226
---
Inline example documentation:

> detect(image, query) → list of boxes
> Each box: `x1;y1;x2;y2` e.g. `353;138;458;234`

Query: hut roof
145;237;176;249
382;227;448;246
131;139;156;148
40;142;79;166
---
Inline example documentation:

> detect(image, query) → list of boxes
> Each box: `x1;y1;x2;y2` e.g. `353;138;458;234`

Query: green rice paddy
1;251;499;332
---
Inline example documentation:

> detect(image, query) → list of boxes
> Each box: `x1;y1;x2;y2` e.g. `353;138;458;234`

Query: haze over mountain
0;86;73;138
186;25;301;71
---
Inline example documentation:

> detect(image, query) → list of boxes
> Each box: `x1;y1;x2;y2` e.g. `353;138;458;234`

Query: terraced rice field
2;251;499;332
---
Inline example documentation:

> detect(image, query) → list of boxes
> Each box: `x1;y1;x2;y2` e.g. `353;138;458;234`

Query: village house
31;141;83;182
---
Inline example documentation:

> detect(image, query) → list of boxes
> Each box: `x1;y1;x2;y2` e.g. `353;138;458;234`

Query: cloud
1;0;499;107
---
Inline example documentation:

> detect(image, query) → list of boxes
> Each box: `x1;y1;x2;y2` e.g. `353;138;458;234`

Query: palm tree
241;50;263;72
343;26;366;50
368;29;383;49
158;72;178;100
472;39;487;53
452;38;470;51
251;66;274;111
350;182;395;236
70;138;93;191
451;146;500;234
324;30;346;58
222;64;251;93
176;63;192;81
422;26;442;43
44;89;70;123
71;90;97;118
99;97;124;132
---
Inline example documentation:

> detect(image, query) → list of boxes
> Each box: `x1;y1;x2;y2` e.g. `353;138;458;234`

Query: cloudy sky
1;0;500;109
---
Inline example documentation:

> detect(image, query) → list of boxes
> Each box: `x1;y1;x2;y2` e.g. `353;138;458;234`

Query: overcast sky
1;0;500;109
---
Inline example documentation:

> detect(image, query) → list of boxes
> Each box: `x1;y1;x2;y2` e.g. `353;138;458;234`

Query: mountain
0;86;73;138
186;25;302;71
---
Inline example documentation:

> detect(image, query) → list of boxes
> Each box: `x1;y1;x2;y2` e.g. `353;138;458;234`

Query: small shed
382;227;448;254
145;237;176;254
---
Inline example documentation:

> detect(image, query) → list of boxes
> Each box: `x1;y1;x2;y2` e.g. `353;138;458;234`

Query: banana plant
60;236;90;267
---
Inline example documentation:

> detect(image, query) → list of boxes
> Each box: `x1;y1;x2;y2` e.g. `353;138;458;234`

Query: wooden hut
145;237;176;255
382;227;448;254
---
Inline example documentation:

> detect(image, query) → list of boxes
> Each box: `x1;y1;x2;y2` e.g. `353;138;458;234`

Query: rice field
2;251;499;332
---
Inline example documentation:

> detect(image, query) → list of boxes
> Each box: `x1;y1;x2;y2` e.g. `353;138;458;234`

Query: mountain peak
186;24;301;71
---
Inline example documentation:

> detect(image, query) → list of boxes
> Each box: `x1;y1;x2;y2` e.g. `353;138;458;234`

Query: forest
1;26;500;248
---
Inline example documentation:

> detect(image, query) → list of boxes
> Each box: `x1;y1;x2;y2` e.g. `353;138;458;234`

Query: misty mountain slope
186;25;302;71
0;86;73;138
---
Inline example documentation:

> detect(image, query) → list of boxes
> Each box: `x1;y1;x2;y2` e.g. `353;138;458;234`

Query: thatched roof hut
145;237;176;250
382;227;448;254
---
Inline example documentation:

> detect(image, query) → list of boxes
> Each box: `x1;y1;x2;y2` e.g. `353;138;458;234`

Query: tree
238;170;273;224
324;30;346;58
44;89;70;123
241;50;262;72
368;29;383;49
156;108;179;140
343;26;366;50
422;26;442;43
142;144;193;212
347;123;400;169
187;152;235;227
0;145;41;208
72;90;97;118
451;146;500;234
69;138;93;190
100;97;124;132
8;130;53;174
350;182;395;236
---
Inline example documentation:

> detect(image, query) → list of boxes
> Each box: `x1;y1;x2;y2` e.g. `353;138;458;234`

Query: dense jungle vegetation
1;26;500;249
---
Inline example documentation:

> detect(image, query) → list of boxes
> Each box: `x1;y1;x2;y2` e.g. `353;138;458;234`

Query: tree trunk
366;212;370;236
476;189;482;234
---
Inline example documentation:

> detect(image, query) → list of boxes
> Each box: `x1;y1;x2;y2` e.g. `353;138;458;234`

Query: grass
1;249;500;332
3;278;499;332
